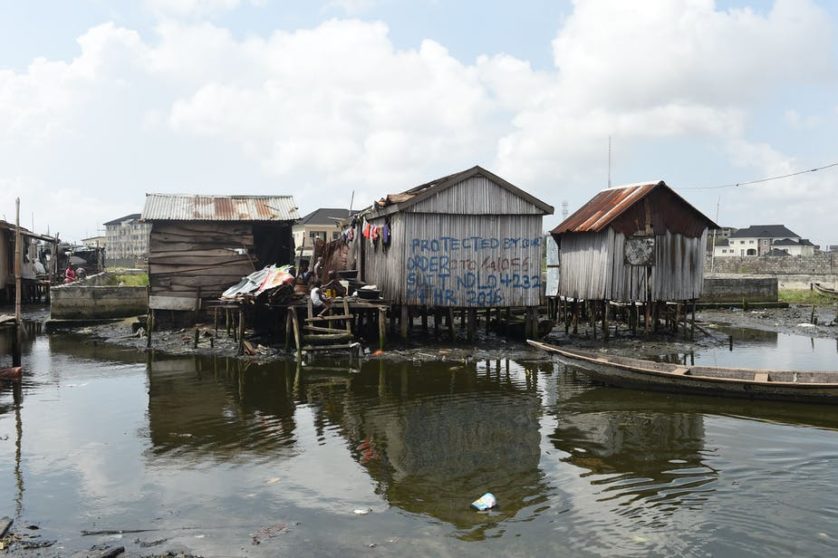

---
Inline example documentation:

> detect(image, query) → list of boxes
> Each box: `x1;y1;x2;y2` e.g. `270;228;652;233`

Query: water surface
1;326;838;556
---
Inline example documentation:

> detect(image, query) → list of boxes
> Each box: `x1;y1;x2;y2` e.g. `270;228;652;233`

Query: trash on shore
471;492;497;511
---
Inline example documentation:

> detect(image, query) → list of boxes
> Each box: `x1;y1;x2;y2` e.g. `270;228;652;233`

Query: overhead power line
683;161;838;190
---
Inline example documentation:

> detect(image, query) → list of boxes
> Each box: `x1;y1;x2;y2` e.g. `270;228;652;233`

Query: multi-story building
713;224;815;257
292;208;352;258
104;213;150;264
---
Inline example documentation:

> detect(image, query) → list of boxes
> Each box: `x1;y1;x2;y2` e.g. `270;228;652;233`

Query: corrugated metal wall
364;213;543;307
559;229;708;301
405;176;543;215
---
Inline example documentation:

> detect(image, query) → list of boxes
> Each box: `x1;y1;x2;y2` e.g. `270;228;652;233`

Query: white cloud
146;0;264;18
325;0;379;15
0;1;836;243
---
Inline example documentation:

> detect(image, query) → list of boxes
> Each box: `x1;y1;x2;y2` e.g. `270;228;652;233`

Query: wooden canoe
813;283;838;298
0;366;22;381
527;340;838;403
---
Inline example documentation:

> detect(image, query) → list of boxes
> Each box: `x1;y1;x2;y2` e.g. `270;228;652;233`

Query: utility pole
710;196;720;274
608;136;612;187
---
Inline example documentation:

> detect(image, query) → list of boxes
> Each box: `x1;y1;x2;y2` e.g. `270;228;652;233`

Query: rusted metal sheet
142;194;299;222
552;181;716;238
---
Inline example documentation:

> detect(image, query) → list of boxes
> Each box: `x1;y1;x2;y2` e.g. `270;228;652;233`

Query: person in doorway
64;263;76;283
310;280;332;317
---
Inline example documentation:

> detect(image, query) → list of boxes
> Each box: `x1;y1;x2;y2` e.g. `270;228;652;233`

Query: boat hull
528;341;838;404
0;366;22;381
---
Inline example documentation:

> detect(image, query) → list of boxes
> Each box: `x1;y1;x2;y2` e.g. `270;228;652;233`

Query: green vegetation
779;289;836;306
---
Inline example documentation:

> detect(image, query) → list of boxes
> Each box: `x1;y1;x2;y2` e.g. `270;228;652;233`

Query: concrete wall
701;275;778;303
704;253;838;290
705;252;837;275
51;284;148;319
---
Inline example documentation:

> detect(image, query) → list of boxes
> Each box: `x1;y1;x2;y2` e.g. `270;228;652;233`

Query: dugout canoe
813;283;838;298
527;340;838;403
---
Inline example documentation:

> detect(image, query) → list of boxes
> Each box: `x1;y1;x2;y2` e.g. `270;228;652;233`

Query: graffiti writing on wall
405;235;542;306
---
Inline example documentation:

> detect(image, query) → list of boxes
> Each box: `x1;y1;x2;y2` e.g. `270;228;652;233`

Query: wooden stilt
467;308;477;341
400;304;409;339
284;308;292;351
146;310;154;349
447;307;455;341
11;320;21;367
603;300;609;340
421;305;428;333
590;301;596;340
237;308;245;356
378;307;387;351
485;308;492;333
291;308;301;359
690;299;696;340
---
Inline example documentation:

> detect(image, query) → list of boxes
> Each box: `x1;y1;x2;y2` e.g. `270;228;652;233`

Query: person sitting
297;260;313;285
64;264;76;283
76;266;87;281
310;280;332;317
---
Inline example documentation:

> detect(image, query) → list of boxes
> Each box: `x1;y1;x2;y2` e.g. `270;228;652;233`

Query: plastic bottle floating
470;492;497;511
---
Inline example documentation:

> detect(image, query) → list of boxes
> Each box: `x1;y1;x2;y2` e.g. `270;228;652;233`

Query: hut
142;194;299;313
358;166;553;338
0;220;58;304
551;180;717;336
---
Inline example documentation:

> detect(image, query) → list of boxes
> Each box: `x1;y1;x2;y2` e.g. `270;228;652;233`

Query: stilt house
551;181;717;303
0;220;58;303
142;194;299;311
360;166;553;308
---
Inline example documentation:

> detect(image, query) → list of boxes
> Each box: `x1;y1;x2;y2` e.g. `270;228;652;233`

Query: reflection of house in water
146;357;299;463
550;373;715;508
320;360;546;535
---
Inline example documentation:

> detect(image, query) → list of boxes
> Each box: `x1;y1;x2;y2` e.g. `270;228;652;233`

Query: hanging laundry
381;223;390;245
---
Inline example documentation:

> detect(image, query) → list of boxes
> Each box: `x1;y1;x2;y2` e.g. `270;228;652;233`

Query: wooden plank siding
148;221;257;308
404;176;544;215
363;213;544;307
559;229;707;302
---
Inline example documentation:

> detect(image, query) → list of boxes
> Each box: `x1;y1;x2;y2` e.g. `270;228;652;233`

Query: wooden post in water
146;309;154;349
421;305;428;333
14;198;21;324
378;307;387;350
690;299;696;340
603;300;609;340
400;304;409;339
237;307;245;356
11;320;20;367
447;307;455;341
466;308;477;341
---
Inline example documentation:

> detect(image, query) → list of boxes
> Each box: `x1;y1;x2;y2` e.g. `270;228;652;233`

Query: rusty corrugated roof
552;181;716;235
553;182;660;233
142;194;299;222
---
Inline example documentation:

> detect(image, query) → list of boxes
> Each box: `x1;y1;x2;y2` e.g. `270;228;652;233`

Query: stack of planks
149;222;257;310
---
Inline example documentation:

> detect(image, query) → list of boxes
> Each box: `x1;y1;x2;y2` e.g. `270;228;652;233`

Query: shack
142;194;299;313
0;220;58;304
551;181;717;335
358;166;553;337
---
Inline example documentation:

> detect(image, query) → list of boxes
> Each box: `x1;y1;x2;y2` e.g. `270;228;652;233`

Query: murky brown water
2;324;838;556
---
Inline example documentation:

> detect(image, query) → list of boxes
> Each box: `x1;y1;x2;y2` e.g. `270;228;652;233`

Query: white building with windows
713;224;815;257
292;208;352;258
104;213;150;263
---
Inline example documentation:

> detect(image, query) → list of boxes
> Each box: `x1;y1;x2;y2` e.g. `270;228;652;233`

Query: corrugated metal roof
142;194;299;222
553;182;661;234
552;181;716;235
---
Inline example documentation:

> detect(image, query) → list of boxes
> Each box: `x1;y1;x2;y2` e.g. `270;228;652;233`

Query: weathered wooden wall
148;221;257;310
364;213;544;307
559;229;708;301
405;176;544;215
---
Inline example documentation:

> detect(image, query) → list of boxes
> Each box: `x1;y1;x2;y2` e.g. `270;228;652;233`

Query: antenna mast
608;135;612;187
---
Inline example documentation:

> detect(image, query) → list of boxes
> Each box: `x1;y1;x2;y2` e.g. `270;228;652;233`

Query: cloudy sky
1;0;837;246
